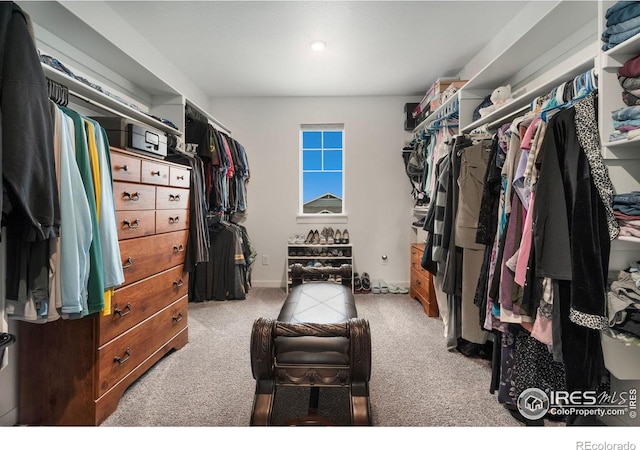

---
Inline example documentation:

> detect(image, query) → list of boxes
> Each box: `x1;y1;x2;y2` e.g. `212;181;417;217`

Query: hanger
540;69;596;122
46;77;69;107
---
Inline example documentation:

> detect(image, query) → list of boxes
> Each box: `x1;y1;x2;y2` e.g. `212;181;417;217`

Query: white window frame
297;124;347;224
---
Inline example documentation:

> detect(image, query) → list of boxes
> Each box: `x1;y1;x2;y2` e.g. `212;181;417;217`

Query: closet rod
486;104;530;130
186;100;232;135
67;90;182;137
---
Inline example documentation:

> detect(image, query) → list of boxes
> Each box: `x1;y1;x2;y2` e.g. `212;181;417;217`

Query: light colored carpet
100;287;527;427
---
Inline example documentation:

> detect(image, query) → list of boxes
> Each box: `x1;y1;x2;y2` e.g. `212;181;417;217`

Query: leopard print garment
569;308;609;330
573;92;620;241
572;92;616;330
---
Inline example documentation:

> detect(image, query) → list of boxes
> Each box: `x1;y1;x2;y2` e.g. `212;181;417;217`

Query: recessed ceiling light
310;40;326;52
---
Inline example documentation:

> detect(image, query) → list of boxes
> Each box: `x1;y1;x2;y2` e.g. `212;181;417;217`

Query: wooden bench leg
350;381;372;425
251;380;275;426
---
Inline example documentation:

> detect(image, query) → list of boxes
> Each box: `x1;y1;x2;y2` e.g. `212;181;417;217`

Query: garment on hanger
190;219;251;302
183;110;252;302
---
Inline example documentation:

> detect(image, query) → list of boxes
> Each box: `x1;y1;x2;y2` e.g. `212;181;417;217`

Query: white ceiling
99;0;530;98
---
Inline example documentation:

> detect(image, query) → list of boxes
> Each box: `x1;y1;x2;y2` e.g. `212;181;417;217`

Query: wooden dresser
410;243;438;318
18;147;191;425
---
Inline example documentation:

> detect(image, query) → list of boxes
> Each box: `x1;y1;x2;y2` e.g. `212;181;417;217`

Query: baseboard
250;281;285;289
0;407;17;426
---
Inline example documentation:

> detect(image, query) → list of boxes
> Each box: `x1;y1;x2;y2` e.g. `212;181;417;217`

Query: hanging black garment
533;105;610;424
1;2;60;241
191;221;246;302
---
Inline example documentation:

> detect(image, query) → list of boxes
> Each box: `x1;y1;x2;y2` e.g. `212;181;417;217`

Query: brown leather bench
250;264;372;426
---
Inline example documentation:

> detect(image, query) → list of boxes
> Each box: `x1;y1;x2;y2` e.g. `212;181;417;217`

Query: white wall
211;96;418;288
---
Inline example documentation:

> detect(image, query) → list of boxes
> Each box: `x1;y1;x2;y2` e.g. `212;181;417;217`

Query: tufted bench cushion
276;282;356;365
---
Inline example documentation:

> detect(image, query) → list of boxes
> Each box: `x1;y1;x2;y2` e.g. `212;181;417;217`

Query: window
300;125;344;215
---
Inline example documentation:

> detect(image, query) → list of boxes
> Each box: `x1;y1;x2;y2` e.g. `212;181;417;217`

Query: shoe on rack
304;229;314;244
412;217;426;227
361;273;371;293
379;279;389;294
342;229;350;244
312;229;320;245
353;273;363;293
327;227;335;244
371;279;381;294
334;229;342;244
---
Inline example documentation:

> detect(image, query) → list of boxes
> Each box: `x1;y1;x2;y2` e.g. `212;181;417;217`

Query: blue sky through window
301;128;343;212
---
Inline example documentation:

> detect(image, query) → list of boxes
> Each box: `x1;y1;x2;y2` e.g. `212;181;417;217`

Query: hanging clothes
182;108;253;302
1;2;60;242
533;96;611;384
190;219;249;302
456;136;492;345
1;2;61;323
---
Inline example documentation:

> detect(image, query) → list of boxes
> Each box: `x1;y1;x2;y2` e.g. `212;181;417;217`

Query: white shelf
616;236;640;244
412;207;429;217
43;63;182;136
601;136;640;160
462;1;597;92
603;31;640;61
461;50;596;133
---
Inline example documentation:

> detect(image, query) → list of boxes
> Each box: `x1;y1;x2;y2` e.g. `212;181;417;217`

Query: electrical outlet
262;255;270;265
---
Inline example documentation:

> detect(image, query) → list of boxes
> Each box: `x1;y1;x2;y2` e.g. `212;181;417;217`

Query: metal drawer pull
123;219;140;229
173;244;185;252
122;191;140;201
121;165;128;172
114;302;132;317
122;257;133;269
173;278;185;288
151;170;161;176
173;312;183;322
168;194;181;202
114;348;131;365
177;175;184;180
168;216;180;224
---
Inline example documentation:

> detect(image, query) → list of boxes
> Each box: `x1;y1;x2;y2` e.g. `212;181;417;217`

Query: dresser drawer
411;244;429;276
410;248;422;272
141;160;169;186
97;295;188;397
111;152;141;183
169;166;190;188
118;230;189;286
116;210;155;240
156;186;190;210
113;181;156;211
99;266;189;346
155;209;189;234
411;268;428;298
